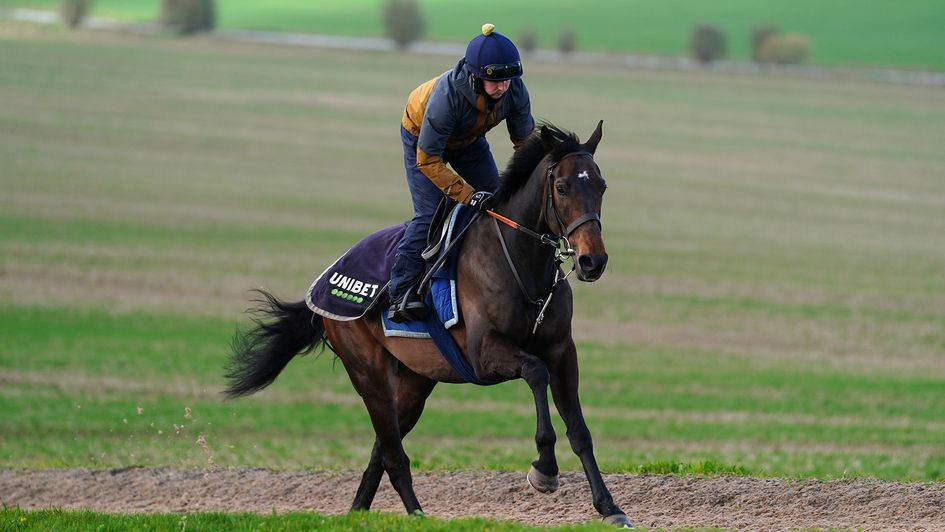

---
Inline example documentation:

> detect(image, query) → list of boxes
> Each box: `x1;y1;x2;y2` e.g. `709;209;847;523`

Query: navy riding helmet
464;23;523;81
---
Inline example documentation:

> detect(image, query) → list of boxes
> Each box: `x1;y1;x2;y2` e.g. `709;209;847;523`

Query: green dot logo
356;297;364;304
330;289;338;296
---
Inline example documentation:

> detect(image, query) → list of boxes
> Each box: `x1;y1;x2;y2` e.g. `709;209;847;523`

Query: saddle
305;201;475;323
421;197;458;261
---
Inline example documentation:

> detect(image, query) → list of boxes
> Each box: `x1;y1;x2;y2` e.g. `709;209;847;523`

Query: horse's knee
567;427;593;455
521;358;550;389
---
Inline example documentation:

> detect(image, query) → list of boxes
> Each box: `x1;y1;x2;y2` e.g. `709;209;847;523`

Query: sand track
3;468;944;530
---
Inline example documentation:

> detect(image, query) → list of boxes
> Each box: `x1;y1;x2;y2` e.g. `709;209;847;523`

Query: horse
223;121;633;527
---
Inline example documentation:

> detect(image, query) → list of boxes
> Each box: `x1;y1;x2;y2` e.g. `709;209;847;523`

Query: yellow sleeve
416;147;477;204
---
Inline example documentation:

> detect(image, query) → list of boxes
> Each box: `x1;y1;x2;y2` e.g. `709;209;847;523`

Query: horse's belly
383;337;467;383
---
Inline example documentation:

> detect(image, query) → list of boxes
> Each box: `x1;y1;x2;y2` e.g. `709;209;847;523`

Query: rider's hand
468;191;495;213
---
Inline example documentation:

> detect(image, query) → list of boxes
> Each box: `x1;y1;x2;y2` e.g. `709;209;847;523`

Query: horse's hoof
602;514;634;528
526;464;559;493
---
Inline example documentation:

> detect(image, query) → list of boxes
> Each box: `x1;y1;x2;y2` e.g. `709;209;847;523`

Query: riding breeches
388;125;499;301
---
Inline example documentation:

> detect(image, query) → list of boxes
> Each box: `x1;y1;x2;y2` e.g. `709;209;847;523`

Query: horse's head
541;120;608;282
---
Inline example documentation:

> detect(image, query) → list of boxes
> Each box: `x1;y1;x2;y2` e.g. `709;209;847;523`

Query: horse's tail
223;289;326;398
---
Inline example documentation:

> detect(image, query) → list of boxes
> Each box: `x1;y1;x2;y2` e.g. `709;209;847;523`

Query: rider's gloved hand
468;191;495;213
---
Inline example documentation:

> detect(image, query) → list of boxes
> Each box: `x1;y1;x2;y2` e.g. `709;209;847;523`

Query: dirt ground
3;468;944;530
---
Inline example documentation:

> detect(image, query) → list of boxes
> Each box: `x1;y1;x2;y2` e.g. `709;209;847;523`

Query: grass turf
1;508;623;532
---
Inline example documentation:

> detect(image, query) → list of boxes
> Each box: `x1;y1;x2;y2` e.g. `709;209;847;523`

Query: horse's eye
555;182;567;195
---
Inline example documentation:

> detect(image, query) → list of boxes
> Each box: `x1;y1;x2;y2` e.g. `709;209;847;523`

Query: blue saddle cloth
379;204;471;338
306;205;496;385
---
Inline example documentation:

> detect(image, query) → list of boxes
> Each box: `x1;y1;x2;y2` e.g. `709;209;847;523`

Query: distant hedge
518;28;538;55
750;25;780;62
59;0;91;29
557;27;577;55
757;33;811;65
690;24;726;64
382;0;424;49
160;0;214;35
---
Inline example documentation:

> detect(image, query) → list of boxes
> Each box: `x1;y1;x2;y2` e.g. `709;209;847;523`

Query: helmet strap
469;75;485;95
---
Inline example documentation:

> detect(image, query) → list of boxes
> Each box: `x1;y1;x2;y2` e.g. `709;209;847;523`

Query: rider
387;23;535;323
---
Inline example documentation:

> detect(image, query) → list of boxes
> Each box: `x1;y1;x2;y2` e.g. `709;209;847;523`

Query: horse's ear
540;125;557;151
583;120;604;154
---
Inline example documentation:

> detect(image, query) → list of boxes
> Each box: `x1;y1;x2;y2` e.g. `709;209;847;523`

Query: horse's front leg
549;343;632;528
479;331;559;492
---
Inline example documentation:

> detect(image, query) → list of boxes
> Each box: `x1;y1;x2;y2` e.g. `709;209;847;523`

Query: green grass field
2;20;945;497
3;508;616;531
1;0;944;70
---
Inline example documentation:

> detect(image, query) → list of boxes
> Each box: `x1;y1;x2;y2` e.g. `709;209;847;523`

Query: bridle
487;151;603;334
488;152;602;255
543;152;603;245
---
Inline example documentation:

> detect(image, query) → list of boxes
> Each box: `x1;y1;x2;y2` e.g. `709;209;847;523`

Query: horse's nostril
579;255;595;271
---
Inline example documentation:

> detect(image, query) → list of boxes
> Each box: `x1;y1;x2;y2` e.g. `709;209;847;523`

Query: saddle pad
305;203;475;323
380;277;457;338
305;224;404;321
381;203;476;337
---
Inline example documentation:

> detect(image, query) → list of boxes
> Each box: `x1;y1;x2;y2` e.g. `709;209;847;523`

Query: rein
490;217;574;335
485;151;602;335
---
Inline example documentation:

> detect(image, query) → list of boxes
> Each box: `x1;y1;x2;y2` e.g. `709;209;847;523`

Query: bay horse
224;121;633;527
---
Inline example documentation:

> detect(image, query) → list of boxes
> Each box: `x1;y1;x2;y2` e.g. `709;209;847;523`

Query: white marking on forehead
578;170;590;180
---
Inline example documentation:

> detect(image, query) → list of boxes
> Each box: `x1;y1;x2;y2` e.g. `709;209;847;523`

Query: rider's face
483;79;511;99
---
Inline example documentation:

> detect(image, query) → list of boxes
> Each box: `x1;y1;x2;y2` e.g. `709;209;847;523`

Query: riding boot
387;287;429;323
388;225;430;323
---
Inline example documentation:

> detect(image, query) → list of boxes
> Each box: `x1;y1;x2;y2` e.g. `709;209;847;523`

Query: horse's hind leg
326;320;428;515
351;365;436;511
351;438;384;511
352;375;423;514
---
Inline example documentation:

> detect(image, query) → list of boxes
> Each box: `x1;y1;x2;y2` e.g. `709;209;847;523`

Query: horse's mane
493;122;582;205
